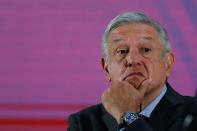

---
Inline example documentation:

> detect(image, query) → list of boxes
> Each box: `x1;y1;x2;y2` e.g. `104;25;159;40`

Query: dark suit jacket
67;83;196;131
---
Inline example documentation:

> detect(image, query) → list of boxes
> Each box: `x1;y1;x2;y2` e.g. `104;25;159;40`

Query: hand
101;79;151;124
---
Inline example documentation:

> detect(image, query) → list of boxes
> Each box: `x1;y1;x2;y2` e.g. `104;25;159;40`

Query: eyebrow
111;36;153;43
139;36;154;41
111;38;125;43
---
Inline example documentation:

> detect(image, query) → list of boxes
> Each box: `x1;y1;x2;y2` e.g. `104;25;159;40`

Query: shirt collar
140;84;167;118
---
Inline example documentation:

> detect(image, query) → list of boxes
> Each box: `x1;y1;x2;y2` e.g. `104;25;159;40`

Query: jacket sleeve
124;119;153;131
67;114;80;131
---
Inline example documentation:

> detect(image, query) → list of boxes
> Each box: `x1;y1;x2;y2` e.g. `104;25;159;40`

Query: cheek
108;62;126;81
152;61;167;80
144;57;166;78
141;58;153;77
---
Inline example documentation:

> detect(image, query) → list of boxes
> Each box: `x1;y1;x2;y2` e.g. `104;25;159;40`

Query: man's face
102;23;174;94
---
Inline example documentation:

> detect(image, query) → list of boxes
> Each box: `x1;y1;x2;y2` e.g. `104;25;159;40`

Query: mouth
123;72;144;81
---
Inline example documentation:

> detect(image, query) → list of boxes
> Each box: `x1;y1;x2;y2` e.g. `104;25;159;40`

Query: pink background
0;0;197;130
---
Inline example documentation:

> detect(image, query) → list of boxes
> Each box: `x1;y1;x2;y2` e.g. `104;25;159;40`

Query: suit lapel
148;84;184;131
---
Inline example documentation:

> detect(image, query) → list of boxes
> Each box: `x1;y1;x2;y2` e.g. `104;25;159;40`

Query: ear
101;57;111;82
165;52;175;77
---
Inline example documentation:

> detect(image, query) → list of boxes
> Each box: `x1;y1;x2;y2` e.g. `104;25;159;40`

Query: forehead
108;23;161;43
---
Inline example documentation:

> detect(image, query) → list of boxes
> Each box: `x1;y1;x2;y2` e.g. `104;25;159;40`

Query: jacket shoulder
67;104;104;131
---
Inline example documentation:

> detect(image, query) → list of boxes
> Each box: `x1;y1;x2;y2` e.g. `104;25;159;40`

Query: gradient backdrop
0;0;197;130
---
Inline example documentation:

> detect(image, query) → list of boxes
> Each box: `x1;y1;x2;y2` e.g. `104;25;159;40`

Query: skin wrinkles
102;23;174;107
108;31;155;87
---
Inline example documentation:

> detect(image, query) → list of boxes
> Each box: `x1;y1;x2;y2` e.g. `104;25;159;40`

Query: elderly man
67;12;196;131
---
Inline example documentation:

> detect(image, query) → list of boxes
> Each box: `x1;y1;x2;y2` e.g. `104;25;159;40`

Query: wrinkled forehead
108;21;160;37
107;23;161;44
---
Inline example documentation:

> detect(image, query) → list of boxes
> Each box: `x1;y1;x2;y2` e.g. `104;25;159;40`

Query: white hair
102;12;171;57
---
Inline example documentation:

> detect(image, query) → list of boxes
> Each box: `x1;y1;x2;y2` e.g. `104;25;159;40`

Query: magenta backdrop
0;0;197;130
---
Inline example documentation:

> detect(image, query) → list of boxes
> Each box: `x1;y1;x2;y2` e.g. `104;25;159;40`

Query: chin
127;78;143;89
129;82;139;89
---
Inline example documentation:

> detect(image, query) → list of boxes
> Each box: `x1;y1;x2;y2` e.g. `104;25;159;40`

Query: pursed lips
123;72;144;81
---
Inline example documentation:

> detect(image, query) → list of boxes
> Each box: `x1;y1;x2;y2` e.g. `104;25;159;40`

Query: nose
125;50;142;67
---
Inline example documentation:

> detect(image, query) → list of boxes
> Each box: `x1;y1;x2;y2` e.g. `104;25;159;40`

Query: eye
143;47;151;53
116;49;128;56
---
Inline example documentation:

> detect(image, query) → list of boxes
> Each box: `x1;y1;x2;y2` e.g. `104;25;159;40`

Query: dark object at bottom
181;92;197;131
